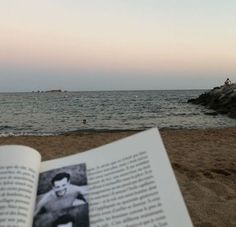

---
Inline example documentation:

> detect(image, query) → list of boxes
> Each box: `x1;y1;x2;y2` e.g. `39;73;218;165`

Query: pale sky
0;0;236;91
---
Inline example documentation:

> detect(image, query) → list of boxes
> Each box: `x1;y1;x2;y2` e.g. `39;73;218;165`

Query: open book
0;128;193;227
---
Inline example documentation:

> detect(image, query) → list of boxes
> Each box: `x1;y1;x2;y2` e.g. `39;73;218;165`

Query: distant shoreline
0;88;209;93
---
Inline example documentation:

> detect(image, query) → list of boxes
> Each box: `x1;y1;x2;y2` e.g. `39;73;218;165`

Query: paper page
0;145;41;227
39;128;193;227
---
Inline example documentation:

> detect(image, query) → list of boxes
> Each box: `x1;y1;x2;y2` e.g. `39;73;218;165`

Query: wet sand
0;128;236;227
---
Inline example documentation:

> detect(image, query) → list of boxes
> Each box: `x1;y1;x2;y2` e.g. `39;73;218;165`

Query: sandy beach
0;127;236;227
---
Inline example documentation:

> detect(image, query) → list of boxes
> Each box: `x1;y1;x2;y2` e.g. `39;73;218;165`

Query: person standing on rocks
224;78;232;85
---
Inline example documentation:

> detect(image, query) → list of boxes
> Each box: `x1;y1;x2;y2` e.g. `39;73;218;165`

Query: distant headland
188;83;236;118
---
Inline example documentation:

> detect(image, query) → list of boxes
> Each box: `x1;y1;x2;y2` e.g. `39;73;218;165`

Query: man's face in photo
53;177;70;197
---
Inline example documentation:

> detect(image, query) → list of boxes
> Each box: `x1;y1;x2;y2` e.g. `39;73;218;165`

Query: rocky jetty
188;84;236;118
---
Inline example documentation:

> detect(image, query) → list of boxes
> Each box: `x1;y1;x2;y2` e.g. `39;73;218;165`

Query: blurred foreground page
0;145;41;227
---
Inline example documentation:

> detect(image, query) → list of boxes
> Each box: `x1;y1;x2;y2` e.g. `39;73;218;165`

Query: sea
0;90;236;136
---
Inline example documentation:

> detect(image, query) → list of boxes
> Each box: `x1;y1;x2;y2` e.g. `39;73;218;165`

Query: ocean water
0;90;236;136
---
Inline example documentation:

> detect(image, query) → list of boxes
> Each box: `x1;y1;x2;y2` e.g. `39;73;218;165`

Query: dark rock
45;89;62;93
188;84;236;119
228;107;236;118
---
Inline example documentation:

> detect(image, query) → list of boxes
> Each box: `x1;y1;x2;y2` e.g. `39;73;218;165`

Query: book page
39;128;193;227
0;145;41;227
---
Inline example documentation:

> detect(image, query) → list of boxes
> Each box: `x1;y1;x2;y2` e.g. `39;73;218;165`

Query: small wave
62;128;143;135
0;132;57;137
162;125;186;129
0;125;13;130
0;128;144;137
165;112;200;116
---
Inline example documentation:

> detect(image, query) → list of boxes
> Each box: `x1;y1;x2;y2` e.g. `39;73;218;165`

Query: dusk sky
0;0;236;91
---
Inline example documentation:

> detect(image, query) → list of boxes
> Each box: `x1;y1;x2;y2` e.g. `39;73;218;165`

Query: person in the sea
224;78;232;85
34;172;87;216
53;214;75;227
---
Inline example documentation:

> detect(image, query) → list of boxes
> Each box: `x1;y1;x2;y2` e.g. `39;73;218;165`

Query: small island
188;83;236;118
32;89;67;93
45;89;63;93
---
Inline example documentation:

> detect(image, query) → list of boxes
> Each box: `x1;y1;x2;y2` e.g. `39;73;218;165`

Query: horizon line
0;88;211;93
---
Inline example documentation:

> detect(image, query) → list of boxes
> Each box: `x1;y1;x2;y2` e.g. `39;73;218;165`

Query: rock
188;84;236;119
228;107;236;118
45;89;62;93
